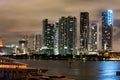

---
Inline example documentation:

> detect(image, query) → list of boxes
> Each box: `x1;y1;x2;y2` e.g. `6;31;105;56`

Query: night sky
0;0;120;51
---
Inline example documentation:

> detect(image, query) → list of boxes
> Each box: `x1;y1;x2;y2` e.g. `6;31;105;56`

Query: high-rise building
54;21;59;55
42;19;54;55
19;39;28;54
33;32;42;52
80;12;89;53
58;16;77;55
102;10;113;51
89;23;99;51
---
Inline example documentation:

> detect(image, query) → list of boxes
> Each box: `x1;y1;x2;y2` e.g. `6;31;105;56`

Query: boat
0;57;47;80
0;57;74;80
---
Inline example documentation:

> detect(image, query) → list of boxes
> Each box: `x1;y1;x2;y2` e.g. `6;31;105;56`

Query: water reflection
99;61;120;80
18;60;120;80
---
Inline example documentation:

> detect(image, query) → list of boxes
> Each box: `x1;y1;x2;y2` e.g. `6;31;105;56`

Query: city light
107;10;113;26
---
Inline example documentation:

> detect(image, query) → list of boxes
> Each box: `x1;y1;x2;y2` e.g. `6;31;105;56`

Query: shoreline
2;54;120;61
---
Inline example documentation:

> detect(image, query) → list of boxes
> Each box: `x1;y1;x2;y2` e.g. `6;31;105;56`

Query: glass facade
58;16;77;55
80;12;89;53
102;10;113;51
42;19;54;55
89;23;99;51
33;32;41;52
54;21;59;55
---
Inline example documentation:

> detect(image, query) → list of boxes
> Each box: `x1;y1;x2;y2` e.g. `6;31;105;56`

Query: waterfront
16;59;120;80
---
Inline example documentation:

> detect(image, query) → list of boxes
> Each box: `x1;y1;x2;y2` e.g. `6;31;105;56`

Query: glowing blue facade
102;10;113;51
107;10;113;26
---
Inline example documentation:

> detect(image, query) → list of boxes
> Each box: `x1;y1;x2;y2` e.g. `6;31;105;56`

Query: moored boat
0;57;74;80
0;57;47;80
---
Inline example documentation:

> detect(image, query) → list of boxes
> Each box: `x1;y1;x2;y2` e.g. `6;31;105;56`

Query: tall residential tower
102;10;113;51
89;23;99;51
58;16;77;55
80;12;89;53
42;19;54;55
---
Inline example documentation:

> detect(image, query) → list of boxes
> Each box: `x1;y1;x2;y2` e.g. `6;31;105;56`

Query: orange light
0;64;27;69
0;40;3;47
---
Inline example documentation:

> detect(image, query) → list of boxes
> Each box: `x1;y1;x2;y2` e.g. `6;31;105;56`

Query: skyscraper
33;32;42;52
42;19;54;55
80;12;89;53
54;21;59;55
89;23;99;51
58;16;77;55
102;10;113;51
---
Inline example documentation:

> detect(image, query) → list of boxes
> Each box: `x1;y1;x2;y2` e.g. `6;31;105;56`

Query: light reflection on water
17;60;120;80
98;61;120;80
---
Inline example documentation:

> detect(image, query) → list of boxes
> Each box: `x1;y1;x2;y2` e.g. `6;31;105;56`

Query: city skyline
0;0;120;51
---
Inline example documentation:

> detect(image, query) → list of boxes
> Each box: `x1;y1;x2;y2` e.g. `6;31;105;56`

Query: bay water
17;59;120;80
